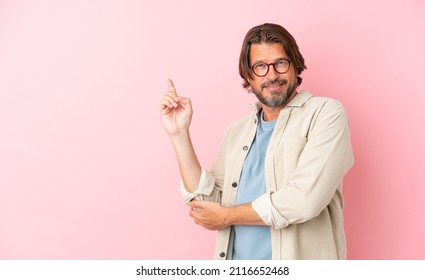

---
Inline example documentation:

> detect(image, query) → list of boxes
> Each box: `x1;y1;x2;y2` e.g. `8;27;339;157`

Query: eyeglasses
250;59;291;77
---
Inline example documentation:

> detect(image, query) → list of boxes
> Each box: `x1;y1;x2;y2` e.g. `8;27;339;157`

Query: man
160;23;354;260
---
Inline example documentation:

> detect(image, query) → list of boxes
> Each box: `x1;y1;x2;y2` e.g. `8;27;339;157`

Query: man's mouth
262;79;287;90
267;84;282;89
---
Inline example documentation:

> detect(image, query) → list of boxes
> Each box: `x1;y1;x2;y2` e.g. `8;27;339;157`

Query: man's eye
276;60;287;66
254;63;267;69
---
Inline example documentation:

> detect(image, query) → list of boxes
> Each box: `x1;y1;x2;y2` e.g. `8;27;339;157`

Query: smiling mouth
262;79;287;90
266;84;282;89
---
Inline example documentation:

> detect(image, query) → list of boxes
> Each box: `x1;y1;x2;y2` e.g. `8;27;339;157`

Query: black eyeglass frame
250;59;292;77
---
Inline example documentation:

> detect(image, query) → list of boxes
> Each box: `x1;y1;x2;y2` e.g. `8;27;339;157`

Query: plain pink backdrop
1;0;424;259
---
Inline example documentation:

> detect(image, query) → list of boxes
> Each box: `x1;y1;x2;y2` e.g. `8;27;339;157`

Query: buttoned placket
263;107;293;260
217;110;259;260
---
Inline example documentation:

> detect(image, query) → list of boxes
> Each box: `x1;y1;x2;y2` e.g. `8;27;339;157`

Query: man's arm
187;200;265;231
170;131;202;193
160;79;201;192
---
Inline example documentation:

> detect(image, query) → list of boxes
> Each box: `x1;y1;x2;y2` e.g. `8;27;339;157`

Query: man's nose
265;65;279;79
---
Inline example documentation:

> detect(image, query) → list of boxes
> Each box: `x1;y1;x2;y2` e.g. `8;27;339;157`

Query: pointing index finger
167;79;180;100
167;79;176;93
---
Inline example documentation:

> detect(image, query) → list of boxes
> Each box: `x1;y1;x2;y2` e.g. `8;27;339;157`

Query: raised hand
160;79;193;137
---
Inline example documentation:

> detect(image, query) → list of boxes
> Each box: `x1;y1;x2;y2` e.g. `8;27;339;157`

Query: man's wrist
223;203;265;227
170;129;191;144
221;206;233;228
222;204;245;227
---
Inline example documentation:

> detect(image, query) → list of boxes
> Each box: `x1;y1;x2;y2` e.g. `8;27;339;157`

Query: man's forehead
250;42;287;62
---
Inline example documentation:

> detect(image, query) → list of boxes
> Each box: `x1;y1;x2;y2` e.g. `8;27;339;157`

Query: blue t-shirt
232;110;276;260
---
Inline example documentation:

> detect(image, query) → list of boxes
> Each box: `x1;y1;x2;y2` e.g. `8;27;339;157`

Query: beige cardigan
181;90;354;259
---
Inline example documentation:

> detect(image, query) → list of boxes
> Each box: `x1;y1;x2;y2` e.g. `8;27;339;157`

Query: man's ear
246;79;252;93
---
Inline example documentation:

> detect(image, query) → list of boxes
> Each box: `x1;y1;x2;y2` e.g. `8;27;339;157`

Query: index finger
167;79;176;92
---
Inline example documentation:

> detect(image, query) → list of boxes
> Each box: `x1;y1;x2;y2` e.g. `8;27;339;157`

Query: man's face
248;43;298;108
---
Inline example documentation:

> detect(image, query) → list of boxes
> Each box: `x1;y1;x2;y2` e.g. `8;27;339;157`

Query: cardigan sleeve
180;168;221;203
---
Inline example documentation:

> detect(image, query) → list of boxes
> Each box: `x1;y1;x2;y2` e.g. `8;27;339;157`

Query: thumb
188;200;204;209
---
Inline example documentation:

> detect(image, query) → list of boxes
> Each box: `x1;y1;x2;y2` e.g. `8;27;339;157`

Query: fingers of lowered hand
187;201;226;231
188;201;221;216
188;201;201;215
188;200;209;210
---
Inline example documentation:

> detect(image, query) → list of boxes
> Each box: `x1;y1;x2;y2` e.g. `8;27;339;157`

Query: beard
251;78;298;108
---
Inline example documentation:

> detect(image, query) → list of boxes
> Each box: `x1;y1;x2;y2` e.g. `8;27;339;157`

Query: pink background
1;0;424;259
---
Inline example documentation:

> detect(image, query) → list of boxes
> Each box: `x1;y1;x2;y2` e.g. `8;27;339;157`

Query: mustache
261;78;287;88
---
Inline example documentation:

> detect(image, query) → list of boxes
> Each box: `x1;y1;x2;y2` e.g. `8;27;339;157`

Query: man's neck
261;106;282;121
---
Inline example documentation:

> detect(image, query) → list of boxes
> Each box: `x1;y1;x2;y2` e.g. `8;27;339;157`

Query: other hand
188;200;230;231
